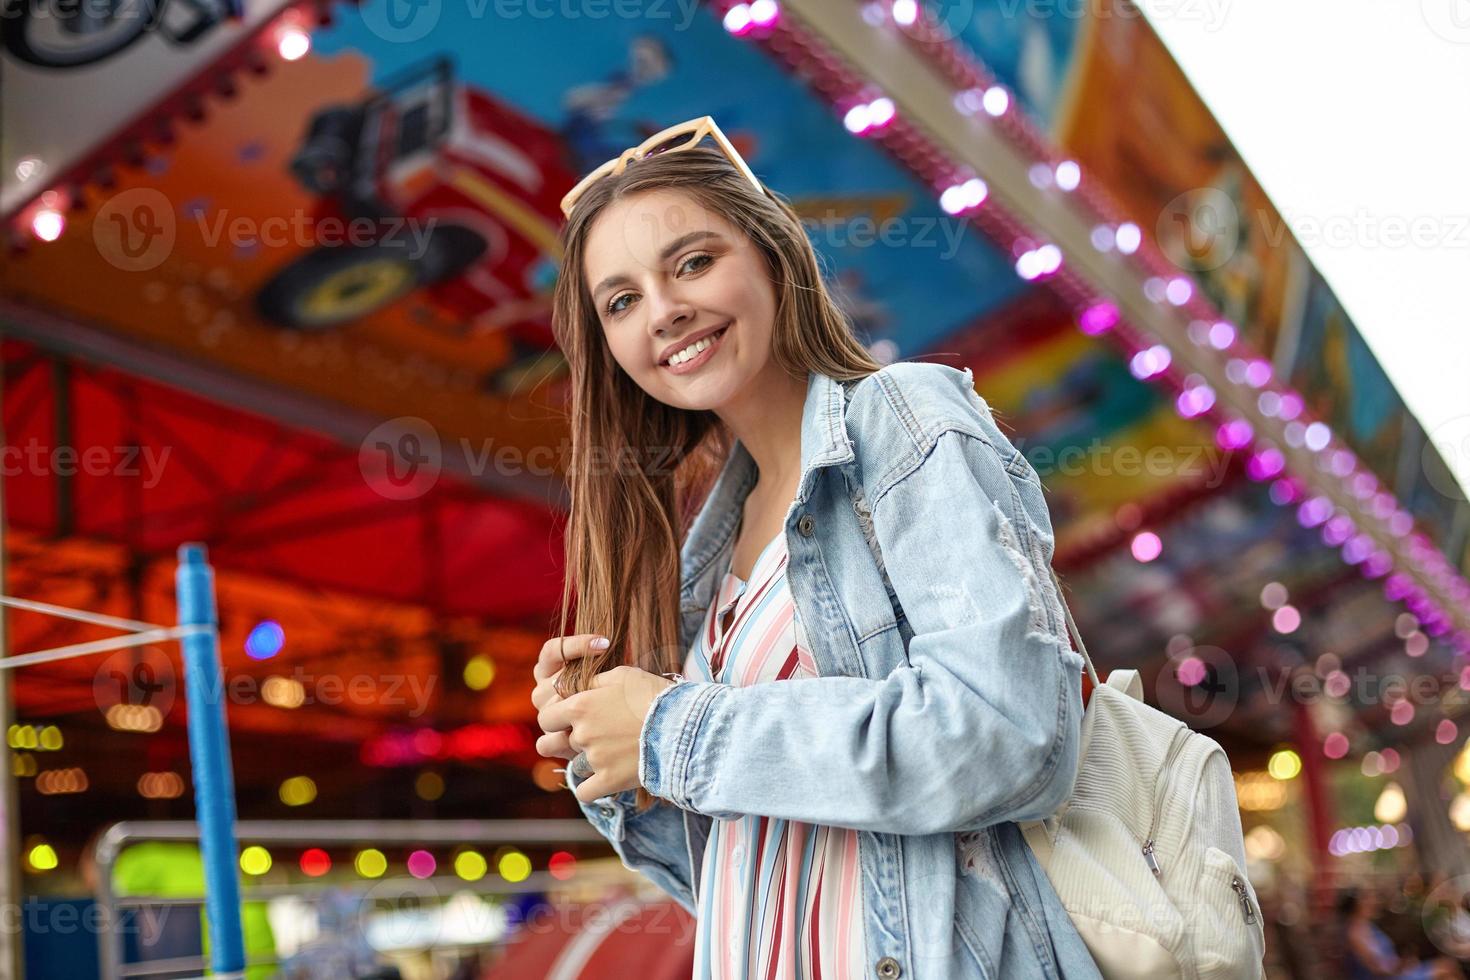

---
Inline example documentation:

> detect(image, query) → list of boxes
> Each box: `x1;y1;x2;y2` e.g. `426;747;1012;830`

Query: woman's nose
646;292;695;338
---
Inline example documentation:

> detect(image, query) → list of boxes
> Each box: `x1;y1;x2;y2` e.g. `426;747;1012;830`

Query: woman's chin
658;361;744;409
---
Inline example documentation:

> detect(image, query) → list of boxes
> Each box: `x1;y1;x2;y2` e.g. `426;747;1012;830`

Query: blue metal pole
175;542;245;976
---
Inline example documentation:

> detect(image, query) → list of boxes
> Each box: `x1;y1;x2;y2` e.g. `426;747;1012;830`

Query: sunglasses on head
559;116;766;218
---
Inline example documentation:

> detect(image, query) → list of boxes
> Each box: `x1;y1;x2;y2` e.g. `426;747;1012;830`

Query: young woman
530;117;1098;979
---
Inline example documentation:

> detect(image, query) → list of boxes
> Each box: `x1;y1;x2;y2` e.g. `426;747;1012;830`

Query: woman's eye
680;252;714;274
604;253;714;318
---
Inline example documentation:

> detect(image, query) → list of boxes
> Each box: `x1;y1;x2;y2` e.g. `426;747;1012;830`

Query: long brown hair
550;143;882;812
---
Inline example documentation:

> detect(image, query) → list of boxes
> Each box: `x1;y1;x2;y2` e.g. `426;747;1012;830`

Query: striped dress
681;526;867;979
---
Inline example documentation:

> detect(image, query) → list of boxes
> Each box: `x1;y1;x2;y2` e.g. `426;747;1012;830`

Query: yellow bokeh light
26;843;58;873
1454;743;1470;786
137;771;185;800
1267;749;1301;781
414;771;445;801
1234;771;1288;811
240;846;272;876
279;775;317;806
497;849;531;883
1375;782;1408;825
355;848;387;878
35;767;88;795
1452;792;1470;832
38;726;62;751
262;676;306;709
1244;825;1286;862
463;656;496;691
454;850;488;881
104;704;163;732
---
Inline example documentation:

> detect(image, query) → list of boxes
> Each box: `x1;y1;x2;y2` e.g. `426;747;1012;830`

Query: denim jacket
567;363;1101;980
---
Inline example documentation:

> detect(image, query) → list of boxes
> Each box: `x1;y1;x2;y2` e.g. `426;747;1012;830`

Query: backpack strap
838;376;1101;690
1053;568;1102;688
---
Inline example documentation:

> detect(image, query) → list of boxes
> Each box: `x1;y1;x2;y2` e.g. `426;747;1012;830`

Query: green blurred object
112;841;276;980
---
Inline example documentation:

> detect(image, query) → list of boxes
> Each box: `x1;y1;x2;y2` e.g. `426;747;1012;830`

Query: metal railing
92;819;616;980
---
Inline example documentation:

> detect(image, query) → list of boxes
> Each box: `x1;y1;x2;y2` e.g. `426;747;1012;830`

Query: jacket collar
797;367;858;493
678;369;856;599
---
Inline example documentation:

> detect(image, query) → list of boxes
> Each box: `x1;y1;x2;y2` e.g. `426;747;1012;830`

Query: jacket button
797;514;815;536
875;957;901;979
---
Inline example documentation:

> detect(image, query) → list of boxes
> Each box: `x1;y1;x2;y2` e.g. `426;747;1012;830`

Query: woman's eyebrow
590;230;727;299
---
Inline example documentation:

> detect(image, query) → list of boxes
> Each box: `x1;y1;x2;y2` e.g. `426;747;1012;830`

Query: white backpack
1016;566;1267;979
840;378;1266;977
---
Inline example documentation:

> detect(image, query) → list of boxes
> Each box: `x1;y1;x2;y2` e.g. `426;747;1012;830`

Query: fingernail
591;637;610;650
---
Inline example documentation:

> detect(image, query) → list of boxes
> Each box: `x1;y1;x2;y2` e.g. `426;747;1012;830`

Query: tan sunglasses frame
558;116;765;218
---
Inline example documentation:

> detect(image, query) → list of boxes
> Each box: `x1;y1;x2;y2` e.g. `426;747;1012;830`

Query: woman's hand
532;638;675;803
530;634;607;763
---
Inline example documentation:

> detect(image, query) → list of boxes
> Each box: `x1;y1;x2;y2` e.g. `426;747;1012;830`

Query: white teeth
668;329;722;365
673;336;710;364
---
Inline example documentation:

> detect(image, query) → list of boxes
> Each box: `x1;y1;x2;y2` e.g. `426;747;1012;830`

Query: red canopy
483;898;695;980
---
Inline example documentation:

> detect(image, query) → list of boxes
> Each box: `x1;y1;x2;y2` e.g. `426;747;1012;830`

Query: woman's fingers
537;690;582;738
531;637;610;756
571;769;618;805
533;634;611;683
530;669;563;712
535;729;576;760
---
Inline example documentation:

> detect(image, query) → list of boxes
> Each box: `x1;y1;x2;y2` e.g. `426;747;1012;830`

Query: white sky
1137;0;1470;497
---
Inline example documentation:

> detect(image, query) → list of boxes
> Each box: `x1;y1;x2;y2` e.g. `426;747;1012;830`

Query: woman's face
582;188;778;412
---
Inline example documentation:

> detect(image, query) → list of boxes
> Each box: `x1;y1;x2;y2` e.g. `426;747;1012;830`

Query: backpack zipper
1141;725;1189;877
1231;874;1258;924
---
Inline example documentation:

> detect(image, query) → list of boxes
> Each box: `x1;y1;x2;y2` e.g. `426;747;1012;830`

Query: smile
661;324;729;375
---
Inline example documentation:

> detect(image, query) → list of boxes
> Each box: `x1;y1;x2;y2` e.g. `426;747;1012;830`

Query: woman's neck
718;366;808;492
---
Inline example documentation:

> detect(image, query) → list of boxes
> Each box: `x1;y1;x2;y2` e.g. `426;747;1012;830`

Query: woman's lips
661;324;729;375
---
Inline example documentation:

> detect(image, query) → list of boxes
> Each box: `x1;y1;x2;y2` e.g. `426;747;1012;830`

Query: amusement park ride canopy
2;0;1467;828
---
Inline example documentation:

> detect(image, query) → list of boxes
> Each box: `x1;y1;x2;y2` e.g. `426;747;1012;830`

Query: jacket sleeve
566;764;701;915
638;424;1086;836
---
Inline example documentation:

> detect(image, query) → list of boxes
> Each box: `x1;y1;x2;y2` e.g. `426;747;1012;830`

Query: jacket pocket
954;830;1010;979
953;904;1000;980
1193;845;1266;980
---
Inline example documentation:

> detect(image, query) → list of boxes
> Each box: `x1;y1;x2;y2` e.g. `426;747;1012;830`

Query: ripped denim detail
989;498;1067;643
957;828;997;879
849;477;904;621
